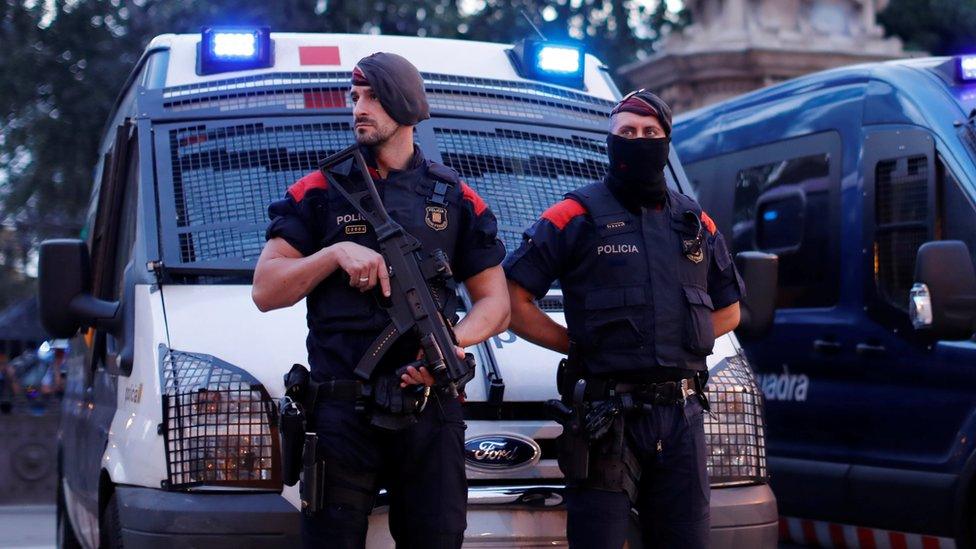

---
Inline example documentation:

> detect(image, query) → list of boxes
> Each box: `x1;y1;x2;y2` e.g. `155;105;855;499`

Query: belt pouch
300;434;324;516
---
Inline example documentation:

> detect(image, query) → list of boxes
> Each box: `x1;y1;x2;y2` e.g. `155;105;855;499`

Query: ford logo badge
464;434;541;471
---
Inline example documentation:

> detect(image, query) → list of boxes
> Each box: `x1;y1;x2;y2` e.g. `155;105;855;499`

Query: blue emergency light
509;38;586;89
197;26;273;75
959;55;976;82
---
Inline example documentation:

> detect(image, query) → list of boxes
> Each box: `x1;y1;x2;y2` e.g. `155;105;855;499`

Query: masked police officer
504;90;743;548
252;52;510;549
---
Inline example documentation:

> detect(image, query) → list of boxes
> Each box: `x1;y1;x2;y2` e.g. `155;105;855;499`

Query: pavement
0;505;55;549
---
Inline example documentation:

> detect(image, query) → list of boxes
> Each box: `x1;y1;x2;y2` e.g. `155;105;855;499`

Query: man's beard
355;118;399;146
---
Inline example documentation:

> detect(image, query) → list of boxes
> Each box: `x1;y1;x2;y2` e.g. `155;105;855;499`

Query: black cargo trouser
301;392;467;549
566;397;710;549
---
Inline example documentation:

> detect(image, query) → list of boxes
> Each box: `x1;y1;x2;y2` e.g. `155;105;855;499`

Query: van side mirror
38;239;119;338
734;251;778;338
911;241;976;340
755;187;805;256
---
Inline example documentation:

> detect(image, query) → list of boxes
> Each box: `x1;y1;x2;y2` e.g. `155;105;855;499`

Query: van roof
675;56;972;125
144;32;618;100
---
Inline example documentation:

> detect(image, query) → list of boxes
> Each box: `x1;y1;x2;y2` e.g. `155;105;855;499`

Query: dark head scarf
610;89;672;136
351;52;430;126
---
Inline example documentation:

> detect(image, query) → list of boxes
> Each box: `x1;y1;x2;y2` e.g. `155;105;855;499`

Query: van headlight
704;353;769;486
160;347;281;489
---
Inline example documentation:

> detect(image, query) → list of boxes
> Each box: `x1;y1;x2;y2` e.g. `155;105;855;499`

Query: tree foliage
879;0;976;55
0;0;685;309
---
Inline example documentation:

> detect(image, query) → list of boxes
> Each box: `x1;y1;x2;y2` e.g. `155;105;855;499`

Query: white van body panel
143;33;616;101
102;286;169;487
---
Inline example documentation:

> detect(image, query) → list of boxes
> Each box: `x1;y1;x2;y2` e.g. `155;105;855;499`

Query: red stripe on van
801;520;817;545
299;46;341;65
829;522;847;547
888;531;908;549
857;527;877;549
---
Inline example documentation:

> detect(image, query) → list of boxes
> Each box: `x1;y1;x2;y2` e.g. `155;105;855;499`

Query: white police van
39;29;778;548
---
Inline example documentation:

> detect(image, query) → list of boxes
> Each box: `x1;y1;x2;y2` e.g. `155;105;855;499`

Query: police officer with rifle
504;90;744;548
253;52;509;549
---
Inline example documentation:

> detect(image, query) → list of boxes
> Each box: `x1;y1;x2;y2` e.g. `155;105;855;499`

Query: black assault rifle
318;144;475;397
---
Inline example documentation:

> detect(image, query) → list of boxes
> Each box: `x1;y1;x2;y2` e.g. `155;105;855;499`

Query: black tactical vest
304;160;463;336
562;182;716;374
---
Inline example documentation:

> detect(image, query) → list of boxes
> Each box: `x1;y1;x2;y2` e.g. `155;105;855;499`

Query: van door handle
813;339;842;354
855;343;886;357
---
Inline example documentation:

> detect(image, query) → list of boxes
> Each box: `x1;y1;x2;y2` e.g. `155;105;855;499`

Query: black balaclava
605;89;673;208
352;52;430;126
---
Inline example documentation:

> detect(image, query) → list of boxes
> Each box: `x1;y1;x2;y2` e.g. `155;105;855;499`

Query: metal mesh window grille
168;121;354;264
704;354;769;485
161;349;280;489
875;155;929;310
434;127;607;251
160;71;614;124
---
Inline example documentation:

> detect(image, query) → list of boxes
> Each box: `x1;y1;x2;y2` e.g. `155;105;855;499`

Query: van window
939;159;976;269
733;152;837;308
434;127;607;251
157;120;607;270
873;155;930;310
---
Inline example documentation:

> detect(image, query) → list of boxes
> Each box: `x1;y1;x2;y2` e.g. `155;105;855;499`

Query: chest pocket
581;286;648;350
306;196;380;326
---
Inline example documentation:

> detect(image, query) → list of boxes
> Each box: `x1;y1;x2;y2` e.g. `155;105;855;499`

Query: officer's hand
330;242;391;297
400;346;465;387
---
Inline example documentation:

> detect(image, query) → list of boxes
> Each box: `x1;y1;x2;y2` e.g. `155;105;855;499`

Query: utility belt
278;363;462;515
545;349;709;504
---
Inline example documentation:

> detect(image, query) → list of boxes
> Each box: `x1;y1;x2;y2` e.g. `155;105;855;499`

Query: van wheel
99;493;124;549
56;476;82;549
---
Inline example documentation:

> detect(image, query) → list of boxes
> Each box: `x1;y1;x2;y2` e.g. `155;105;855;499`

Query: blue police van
673;56;976;547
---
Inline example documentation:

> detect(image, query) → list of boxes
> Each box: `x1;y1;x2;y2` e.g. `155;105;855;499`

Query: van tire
99;493;124;549
56;475;82;549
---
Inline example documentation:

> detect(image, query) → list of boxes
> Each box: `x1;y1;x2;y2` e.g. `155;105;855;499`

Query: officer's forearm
454;266;510;347
712;302;741;338
253;243;341;311
507;281;570;354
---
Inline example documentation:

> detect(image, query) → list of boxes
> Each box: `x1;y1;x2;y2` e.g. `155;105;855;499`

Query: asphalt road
0;505;55;549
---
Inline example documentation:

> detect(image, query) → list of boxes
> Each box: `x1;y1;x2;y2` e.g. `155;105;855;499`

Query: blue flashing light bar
959;55;976;82
509;38;586;89
198;26;273;76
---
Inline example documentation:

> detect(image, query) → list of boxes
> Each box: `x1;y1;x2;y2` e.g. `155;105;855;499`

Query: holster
553;378;591;483
587;414;641;504
280;364;312;487
279;398;305;487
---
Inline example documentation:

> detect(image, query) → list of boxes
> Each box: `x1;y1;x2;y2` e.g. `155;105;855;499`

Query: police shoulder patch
701;211;717;235
287;170;329;202
542;199;587;230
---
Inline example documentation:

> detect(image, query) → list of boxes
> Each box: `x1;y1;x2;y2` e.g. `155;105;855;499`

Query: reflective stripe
779;517;955;549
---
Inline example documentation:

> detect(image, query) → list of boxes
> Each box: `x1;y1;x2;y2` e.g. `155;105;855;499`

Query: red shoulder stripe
542;199;587;230
287;171;328;202
460;182;487;216
701;211;717;235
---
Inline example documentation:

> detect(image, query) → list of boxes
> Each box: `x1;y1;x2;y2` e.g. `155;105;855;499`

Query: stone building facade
619;0;910;113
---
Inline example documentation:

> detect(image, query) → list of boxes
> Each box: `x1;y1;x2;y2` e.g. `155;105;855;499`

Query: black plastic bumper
115;486;300;548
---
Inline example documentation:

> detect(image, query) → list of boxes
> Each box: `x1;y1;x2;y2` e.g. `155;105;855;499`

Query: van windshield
154;116;609;277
